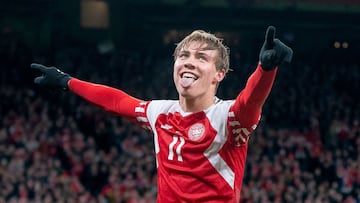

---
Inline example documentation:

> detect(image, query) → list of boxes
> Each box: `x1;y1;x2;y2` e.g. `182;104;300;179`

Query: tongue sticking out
180;77;195;88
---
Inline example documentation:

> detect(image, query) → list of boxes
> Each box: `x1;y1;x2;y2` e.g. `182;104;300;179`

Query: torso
137;99;248;203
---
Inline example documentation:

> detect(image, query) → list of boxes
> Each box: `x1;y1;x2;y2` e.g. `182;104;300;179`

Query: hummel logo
161;124;173;130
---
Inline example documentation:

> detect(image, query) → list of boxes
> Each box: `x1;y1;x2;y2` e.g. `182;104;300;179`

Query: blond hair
173;30;230;73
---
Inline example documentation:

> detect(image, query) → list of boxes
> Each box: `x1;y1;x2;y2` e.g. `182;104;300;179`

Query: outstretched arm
30;63;142;120
69;78;141;119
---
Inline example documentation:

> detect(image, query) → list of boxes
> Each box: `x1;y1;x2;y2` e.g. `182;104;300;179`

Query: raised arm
237;26;292;121
233;64;277;127
229;26;293;145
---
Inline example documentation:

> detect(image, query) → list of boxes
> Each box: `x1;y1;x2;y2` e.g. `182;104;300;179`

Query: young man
31;26;292;202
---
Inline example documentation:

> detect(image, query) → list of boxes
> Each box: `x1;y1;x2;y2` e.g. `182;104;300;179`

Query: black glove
30;63;72;90
259;26;293;71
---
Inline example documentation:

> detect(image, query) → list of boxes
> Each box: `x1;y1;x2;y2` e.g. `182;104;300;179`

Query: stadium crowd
0;25;359;202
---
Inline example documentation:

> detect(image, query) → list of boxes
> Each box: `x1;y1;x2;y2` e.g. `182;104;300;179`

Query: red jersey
68;64;277;203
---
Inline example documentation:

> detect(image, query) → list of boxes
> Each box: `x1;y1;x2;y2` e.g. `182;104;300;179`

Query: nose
184;62;195;69
183;56;196;69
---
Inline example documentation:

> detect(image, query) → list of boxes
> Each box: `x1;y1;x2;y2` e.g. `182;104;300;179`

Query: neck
179;95;215;112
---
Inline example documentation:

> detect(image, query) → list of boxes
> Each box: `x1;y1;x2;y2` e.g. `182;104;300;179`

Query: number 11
168;136;185;161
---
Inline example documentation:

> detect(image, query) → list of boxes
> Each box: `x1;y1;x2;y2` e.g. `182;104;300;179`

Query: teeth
182;73;197;79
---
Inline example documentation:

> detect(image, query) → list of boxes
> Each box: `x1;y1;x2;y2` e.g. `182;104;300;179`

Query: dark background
1;0;359;57
0;1;359;202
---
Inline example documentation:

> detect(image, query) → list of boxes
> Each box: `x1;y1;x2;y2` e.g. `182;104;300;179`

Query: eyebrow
179;48;212;55
178;50;212;59
197;52;209;57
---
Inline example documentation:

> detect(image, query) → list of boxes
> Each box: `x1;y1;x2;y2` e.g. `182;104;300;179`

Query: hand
259;26;293;70
30;63;72;90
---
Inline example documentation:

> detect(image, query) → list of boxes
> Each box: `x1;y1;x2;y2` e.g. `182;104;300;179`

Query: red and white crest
188;123;205;141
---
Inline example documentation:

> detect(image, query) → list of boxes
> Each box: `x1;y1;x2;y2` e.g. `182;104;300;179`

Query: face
173;41;225;100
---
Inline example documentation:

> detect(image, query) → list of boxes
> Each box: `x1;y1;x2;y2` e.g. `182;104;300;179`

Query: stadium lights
333;41;349;49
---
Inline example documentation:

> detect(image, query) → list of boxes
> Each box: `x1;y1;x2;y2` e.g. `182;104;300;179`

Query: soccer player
30;26;292;202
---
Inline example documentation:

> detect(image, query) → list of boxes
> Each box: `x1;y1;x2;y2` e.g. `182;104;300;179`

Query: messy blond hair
173;30;230;73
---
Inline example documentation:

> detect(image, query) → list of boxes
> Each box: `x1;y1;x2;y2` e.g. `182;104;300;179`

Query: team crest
188;123;205;141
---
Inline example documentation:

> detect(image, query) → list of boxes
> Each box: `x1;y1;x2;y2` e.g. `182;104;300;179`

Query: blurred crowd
0;25;359;203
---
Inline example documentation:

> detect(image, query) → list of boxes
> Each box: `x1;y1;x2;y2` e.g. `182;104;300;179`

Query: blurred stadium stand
0;1;359;202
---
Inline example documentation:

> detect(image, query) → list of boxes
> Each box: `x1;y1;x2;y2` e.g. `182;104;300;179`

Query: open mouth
181;72;198;80
180;72;198;87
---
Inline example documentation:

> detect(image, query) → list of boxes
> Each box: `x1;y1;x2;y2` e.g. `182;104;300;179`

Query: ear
214;69;226;83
